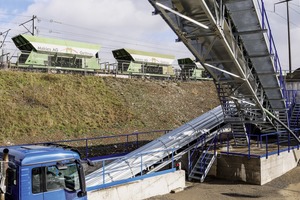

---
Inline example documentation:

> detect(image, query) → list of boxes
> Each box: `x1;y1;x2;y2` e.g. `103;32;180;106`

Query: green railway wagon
12;34;100;73
112;48;176;78
178;58;211;80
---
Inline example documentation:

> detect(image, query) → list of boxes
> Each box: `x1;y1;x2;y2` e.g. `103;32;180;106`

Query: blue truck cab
0;145;87;200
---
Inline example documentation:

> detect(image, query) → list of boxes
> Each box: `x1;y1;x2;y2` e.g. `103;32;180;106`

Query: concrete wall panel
88;170;185;200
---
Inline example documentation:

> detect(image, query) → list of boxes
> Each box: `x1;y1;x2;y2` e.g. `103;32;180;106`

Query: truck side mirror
79;159;94;166
86;159;94;167
75;159;87;198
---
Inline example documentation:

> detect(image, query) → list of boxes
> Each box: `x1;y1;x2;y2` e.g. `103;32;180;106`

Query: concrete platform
87;170;185;200
214;148;300;185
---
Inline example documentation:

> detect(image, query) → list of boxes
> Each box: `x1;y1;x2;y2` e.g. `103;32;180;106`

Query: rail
257;0;287;105
0;130;170;160
188;131;218;174
86;148;177;191
220;129;300;159
286;90;300;128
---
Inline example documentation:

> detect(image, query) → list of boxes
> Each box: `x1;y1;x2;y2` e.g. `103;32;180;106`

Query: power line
266;9;300;28
37;17;180;51
37;28;189;55
290;5;300;15
290;1;300;7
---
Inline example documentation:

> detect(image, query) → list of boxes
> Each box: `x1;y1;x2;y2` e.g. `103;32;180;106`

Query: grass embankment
0;71;219;145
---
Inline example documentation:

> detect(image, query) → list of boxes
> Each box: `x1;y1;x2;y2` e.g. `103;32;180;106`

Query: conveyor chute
86;105;224;187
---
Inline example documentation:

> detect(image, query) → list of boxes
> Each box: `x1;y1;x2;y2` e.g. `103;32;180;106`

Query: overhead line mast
19;15;37;36
275;0;292;73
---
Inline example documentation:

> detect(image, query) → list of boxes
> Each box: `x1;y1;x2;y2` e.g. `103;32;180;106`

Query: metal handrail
221;128;300;159
258;0;287;105
88;148;177;186
0;129;170;159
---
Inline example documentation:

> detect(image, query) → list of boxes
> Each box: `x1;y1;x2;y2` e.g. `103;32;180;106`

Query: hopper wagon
12;34;100;74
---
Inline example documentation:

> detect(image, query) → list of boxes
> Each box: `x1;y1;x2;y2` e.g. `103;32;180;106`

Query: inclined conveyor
86;0;300;188
86;105;224;187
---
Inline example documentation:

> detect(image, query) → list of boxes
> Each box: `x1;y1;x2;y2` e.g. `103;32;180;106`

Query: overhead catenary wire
266;9;300;28
1;15;193;61
0;13;189;52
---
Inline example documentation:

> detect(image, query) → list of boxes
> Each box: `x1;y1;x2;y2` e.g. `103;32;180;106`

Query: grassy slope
0;71;219;145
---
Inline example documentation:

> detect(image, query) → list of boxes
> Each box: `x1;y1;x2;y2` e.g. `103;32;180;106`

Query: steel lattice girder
149;0;288;133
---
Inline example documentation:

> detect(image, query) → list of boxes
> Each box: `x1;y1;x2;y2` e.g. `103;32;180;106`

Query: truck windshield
32;163;80;193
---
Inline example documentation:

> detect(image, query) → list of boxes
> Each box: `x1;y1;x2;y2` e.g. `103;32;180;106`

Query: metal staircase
290;103;300;129
225;0;286;111
149;0;293;135
231;123;248;146
188;133;218;182
189;151;216;182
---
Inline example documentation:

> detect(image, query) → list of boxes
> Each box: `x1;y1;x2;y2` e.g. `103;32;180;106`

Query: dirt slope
0;71;219;145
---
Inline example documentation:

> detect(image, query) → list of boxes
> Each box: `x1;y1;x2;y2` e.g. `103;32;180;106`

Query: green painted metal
162;65;175;75
127;61;175;76
25;52;48;65
192;69;204;79
12;34;100;58
85;57;99;69
112;48;175;64
12;34;100;72
127;62;142;73
178;58;208;80
124;48;175;60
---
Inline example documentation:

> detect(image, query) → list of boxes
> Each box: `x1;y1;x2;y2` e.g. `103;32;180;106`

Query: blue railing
0;129;170;160
220;129;300;159
258;0;288;107
286;90;297;107
188;132;217;175
87;148;177;191
286;90;299;128
188;133;207;174
198;134;217;174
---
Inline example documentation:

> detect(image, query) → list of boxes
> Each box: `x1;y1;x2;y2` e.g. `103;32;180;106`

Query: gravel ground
147;166;300;200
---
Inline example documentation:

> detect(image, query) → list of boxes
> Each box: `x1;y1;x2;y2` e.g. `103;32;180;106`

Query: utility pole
0;29;11;49
275;0;292;73
19;15;37;36
0;29;11;68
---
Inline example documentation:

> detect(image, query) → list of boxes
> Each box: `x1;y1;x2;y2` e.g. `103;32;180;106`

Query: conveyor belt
86;105;223;187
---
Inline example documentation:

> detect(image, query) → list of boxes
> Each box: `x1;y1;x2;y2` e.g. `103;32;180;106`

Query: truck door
5;167;19;200
31;163;86;200
43;163;84;200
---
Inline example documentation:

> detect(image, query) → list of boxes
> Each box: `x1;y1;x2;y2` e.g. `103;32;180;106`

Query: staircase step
189;151;216;183
192;170;205;175
189;175;202;180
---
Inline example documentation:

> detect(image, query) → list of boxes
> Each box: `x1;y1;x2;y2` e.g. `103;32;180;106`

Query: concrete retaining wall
260;149;300;184
87;170;185;200
216;149;300;185
217;154;261;184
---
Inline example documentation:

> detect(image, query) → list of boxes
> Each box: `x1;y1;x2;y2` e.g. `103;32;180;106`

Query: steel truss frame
149;0;291;135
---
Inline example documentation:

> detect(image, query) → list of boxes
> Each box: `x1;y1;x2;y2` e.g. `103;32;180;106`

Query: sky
0;0;300;71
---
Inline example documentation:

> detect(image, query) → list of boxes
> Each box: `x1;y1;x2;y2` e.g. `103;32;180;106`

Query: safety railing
86;148;177;191
198;134;217;174
286;90;299;127
0;129;170;160
220;129;300;159
188;132;217;175
257;0;287;106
